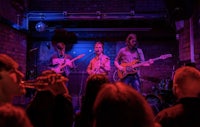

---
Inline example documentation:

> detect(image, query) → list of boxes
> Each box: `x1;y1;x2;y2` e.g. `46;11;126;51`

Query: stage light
35;21;46;32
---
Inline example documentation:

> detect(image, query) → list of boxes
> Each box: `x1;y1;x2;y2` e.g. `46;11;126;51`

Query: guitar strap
135;48;142;77
57;54;69;76
136;48;142;62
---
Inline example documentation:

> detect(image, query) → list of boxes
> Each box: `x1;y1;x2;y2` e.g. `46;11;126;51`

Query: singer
86;41;111;76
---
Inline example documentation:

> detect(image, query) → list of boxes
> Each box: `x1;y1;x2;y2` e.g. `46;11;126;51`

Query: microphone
46;42;50;49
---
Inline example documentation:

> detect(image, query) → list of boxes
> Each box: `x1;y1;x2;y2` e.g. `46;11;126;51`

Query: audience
93;82;160;127
74;74;110;127
154;66;200;127
26;70;74;127
0;54;33;127
0;103;33;127
0;54;25;103
4;53;200;127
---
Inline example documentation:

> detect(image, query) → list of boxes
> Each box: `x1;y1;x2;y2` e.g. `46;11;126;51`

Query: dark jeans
121;74;141;92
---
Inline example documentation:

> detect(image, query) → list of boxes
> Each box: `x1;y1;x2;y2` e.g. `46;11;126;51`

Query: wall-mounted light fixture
35;21;46;32
35;14;46;32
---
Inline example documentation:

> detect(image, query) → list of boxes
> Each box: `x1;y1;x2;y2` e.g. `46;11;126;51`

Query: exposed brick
0;24;27;74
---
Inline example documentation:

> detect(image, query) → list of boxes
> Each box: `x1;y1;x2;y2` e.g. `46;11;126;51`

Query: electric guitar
117;54;172;79
51;54;85;74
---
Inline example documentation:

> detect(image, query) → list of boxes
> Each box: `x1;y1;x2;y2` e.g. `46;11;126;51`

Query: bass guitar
117;54;172;79
51;54;85;74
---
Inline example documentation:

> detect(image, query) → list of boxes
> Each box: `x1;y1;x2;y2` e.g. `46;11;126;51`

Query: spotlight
35;21;46;32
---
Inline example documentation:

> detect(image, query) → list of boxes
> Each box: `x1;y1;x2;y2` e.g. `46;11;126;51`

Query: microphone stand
26;48;39;98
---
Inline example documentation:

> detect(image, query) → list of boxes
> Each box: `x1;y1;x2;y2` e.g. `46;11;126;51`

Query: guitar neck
118;54;172;79
133;57;161;68
70;57;79;63
61;54;84;68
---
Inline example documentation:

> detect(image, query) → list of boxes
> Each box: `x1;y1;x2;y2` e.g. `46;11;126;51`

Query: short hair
78;74;110;127
173;66;200;92
93;82;155;127
85;74;110;97
0;103;33;127
174;66;200;87
0;54;18;71
95;41;104;47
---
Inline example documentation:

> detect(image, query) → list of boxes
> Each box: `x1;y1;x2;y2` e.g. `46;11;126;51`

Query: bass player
114;33;153;93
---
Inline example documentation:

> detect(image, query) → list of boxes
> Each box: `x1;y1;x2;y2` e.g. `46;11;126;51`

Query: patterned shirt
87;54;110;75
51;53;73;76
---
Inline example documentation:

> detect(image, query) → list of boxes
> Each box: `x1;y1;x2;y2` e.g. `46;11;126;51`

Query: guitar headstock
159;54;172;59
77;54;85;59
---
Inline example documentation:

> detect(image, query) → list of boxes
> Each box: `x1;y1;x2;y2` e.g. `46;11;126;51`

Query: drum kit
112;70;176;115
143;78;176;115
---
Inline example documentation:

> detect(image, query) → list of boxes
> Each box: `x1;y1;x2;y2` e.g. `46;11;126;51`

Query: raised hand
35;70;69;96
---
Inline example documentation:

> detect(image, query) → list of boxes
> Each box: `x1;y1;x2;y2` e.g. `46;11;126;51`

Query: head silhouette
93;82;155;127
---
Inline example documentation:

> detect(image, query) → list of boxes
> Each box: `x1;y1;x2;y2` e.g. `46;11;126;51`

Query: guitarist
50;29;76;86
114;33;153;93
50;42;74;76
87;41;111;76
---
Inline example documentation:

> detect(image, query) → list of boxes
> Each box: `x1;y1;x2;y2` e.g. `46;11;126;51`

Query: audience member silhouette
26;70;74;127
93;82;160;127
0;103;33;127
0;54;25;104
0;54;33;127
154;66;200;127
74;74;110;127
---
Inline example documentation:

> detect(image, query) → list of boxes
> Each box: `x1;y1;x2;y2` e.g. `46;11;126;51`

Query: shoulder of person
51;54;58;59
155;103;183;121
102;54;110;60
121;47;127;50
91;57;96;61
136;48;144;53
64;54;72;59
136;48;143;51
117;47;126;53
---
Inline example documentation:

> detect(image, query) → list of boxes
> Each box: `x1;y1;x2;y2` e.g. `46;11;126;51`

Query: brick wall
0;0;27;74
193;2;200;69
0;24;27;74
178;20;191;61
178;1;200;69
